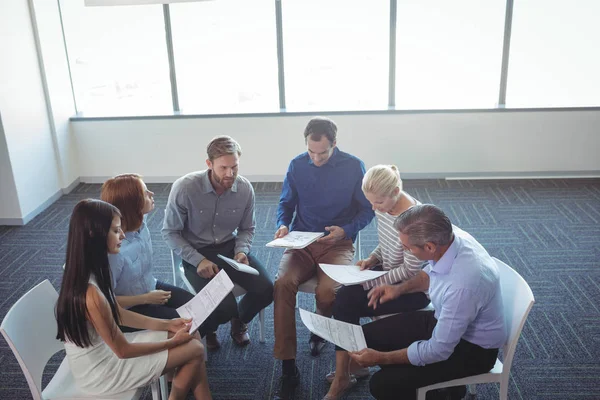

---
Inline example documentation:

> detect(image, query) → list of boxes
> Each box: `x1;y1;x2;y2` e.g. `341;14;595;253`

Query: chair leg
416;387;427;400
295;292;299;309
150;379;161;400
499;377;508;400
159;375;168;400
259;308;266;343
202;336;208;362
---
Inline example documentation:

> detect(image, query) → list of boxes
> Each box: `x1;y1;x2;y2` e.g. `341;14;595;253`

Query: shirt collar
201;170;238;194
307;147;340;168
428;233;459;274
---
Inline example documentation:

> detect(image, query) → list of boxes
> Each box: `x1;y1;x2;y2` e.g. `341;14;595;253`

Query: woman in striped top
323;165;430;400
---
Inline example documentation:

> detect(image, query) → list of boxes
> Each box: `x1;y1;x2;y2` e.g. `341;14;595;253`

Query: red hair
100;174;145;232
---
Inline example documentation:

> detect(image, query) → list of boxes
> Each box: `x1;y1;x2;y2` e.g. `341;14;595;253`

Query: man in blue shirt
342;204;506;400
273;117;375;400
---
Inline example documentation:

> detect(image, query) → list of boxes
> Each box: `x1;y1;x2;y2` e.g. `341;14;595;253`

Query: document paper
217;254;259;276
319;263;389;285
299;308;367;352
266;231;324;249
177;270;234;333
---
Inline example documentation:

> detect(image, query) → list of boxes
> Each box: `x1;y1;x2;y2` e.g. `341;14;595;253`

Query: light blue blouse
108;217;157;299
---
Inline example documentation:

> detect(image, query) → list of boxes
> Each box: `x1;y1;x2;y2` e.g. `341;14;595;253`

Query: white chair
170;250;266;343
416;257;535;400
0;279;165;400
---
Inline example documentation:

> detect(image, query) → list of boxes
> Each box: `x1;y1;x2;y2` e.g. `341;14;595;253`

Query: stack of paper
176;270;234;333
266;231;324;249
319;263;388;285
299;309;367;352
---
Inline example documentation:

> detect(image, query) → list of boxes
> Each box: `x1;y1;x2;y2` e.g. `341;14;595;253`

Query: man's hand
234;252;249;265
349;348;384;368
367;284;402;309
317;226;346;243
197;258;219;279
274;225;289;239
144;290;171;305
166;318;192;333
356;256;379;271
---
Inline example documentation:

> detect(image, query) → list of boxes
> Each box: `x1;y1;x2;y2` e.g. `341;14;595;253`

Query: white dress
64;278;169;396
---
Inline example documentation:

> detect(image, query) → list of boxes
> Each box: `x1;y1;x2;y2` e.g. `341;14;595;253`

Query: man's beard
215;173;236;188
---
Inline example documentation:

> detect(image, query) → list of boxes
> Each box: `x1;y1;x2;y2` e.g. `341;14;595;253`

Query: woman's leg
163;333;212;400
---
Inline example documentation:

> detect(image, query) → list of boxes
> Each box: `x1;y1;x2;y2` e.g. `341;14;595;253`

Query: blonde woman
323;165;430;400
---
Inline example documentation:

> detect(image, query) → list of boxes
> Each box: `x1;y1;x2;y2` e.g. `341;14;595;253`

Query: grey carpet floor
0;179;599;400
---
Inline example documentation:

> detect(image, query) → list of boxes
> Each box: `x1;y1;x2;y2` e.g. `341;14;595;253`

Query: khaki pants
273;239;354;360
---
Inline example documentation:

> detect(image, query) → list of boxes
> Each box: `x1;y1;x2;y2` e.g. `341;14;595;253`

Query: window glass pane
282;0;389;112
395;0;505;109
60;2;172;116
170;0;279;114
507;0;600;107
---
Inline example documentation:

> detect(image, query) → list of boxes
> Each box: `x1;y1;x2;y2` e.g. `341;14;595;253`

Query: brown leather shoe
230;317;251;346
205;331;220;350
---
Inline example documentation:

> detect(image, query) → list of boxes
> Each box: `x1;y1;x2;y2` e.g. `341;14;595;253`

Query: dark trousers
363;311;499;400
333;283;430;351
182;239;274;334
121;281;194;333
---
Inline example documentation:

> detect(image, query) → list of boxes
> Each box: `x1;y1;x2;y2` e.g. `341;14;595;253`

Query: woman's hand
144;290;171;305
166;318;192;334
356;256;379;271
169;322;193;347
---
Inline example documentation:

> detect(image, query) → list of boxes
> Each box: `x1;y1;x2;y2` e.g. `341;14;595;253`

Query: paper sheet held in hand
266;231;324;249
217;254;259;275
299;308;367;352
319;263;388;285
176;270;234;333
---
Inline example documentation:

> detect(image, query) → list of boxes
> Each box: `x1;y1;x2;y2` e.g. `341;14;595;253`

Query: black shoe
309;333;327;357
273;367;300;400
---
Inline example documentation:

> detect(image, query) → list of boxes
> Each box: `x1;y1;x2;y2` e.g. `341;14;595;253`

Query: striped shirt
362;201;425;290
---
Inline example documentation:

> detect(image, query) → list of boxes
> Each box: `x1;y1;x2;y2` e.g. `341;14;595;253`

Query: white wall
0;0;63;222
73;110;600;182
0;114;22;221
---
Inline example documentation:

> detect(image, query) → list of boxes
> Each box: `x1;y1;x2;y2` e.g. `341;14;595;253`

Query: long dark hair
56;199;122;347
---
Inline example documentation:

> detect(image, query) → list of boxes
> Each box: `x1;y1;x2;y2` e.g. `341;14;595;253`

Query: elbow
113;345;132;359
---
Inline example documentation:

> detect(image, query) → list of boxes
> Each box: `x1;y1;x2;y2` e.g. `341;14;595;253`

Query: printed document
266;231;324;249
319;263;388;285
177;270;234;333
217;254;259;275
299;308;367;352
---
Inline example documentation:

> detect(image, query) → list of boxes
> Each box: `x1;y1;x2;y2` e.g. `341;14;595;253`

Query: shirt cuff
188;253;205;269
407;341;424;366
234;246;249;256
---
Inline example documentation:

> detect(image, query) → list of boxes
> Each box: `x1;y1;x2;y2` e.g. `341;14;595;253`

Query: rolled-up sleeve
407;288;478;366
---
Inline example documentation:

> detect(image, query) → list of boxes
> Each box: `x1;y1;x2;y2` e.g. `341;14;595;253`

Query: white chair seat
42;358;142;400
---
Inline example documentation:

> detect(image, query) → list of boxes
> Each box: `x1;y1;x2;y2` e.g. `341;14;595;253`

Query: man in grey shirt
162;135;273;348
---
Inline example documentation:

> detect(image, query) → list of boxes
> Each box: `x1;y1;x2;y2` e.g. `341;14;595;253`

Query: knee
274;274;298;297
190;338;205;362
260;280;275;305
369;372;388;400
315;285;336;308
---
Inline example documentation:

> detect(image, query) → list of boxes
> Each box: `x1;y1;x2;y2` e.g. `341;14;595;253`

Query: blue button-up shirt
108;218;157;300
407;227;507;366
276;148;374;240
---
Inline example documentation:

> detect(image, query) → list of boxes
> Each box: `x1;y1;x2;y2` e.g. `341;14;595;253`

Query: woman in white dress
56;199;212;400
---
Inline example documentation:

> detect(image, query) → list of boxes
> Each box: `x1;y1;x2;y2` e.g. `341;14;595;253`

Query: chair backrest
0;280;63;400
492;257;535;376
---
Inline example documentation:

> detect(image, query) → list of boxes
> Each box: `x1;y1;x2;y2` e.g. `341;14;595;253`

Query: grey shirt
162;170;256;267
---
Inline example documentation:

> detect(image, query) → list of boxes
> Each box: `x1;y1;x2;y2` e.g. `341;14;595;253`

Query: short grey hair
394;204;453;247
206;135;242;161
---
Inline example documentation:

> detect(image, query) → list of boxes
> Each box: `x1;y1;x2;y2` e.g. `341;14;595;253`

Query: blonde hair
362;165;402;197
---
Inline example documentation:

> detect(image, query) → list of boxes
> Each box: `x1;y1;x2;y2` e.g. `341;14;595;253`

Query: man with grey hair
163;135;273;349
345;204;506;400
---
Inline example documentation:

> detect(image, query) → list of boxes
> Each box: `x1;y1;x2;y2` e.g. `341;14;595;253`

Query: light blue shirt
108;218;157;300
407;227;507;366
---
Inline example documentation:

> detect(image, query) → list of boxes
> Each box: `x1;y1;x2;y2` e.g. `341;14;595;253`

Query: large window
506;0;600;107
170;0;279;114
395;0;506;109
60;2;172;116
281;0;389;111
